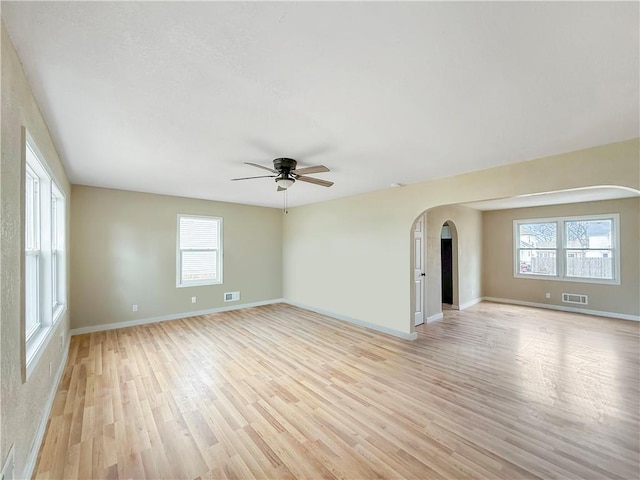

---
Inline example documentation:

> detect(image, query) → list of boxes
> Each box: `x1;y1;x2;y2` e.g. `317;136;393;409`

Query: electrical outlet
59;333;64;352
545;293;551;299
191;296;196;304
132;304;138;312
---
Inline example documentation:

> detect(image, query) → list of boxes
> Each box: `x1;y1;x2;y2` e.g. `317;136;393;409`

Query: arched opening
409;186;638;336
409;208;465;332
440;221;459;309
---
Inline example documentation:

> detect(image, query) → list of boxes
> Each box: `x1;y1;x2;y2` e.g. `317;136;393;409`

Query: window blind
178;216;221;285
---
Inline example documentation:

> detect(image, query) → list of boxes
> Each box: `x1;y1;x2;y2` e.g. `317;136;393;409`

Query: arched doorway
441;222;454;305
440;220;459;310
410;210;461;331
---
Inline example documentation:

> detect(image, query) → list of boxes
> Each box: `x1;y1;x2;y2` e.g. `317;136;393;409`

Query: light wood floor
34;302;639;479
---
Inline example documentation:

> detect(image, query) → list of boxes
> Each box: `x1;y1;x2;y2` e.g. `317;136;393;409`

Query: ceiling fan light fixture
276;177;295;189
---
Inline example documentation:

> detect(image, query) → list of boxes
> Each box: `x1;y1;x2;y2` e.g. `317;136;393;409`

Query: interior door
414;217;425;325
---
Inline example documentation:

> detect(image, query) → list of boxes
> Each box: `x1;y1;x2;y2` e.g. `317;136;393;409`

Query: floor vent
562;293;588;305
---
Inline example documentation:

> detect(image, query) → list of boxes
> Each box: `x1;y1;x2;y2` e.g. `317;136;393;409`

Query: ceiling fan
231;158;333;191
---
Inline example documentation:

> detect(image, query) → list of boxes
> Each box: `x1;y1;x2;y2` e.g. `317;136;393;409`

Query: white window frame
51;183;66;323
176;214;223;288
24;132;67;379
25;164;41;342
513;213;620;285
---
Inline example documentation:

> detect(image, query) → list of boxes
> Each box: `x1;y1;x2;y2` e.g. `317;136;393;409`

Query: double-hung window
51;184;66;315
24;136;66;376
514;214;619;284
25;163;41;341
176;215;222;287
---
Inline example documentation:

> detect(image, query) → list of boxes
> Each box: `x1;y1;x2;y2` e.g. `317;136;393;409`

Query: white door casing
414;217;425;326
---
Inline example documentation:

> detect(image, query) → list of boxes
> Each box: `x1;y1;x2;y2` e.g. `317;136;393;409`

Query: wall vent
562;293;588;305
224;291;240;302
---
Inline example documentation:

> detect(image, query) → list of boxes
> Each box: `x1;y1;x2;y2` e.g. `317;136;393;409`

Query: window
51;184;66;315
24;136;66;376
177;215;222;287
25;164;40;341
565;218;614;280
514;214;619;284
516;222;557;276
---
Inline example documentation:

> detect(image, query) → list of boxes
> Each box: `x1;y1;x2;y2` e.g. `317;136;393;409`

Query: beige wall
482;197;640;316
283;139;639;336
424;205;482;318
1;24;72;477
70;186;283;330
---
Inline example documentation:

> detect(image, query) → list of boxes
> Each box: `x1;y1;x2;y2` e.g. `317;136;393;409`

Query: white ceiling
2;2;638;208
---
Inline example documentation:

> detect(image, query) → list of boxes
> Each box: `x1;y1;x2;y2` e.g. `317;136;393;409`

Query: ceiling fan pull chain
283;189;289;214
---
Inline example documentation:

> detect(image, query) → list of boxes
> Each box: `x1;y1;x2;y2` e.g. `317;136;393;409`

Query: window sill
53;304;66;324
176;280;223;288
25;326;53;380
513;273;620;286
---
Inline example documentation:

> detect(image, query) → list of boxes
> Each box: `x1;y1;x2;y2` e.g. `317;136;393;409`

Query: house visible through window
514;214;619;284
24;135;66;376
177;214;222;287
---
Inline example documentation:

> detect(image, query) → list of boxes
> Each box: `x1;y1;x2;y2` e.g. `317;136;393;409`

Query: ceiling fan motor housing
273;158;297;175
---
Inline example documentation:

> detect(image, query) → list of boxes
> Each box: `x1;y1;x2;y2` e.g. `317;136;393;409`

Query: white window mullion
557;220;564;282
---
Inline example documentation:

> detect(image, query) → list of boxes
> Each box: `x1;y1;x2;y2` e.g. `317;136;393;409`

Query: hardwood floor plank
33;302;640;479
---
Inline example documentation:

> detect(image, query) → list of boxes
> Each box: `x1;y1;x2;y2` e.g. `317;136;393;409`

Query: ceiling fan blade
231;175;277;181
244;162;277;173
295;175;334;187
291;165;330;175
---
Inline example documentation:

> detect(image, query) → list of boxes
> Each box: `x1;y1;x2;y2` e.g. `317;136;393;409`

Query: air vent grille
562;293;588;305
224;291;240;302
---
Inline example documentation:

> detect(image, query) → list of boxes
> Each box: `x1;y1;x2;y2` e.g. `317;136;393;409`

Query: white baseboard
70;298;285;336
426;313;443;323
71;298;420;340
483;297;640;322
283;300;418;340
22;335;71;480
458;298;482;310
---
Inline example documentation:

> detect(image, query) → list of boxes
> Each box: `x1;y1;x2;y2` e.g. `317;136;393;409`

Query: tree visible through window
565;219;613;280
517;222;557;275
